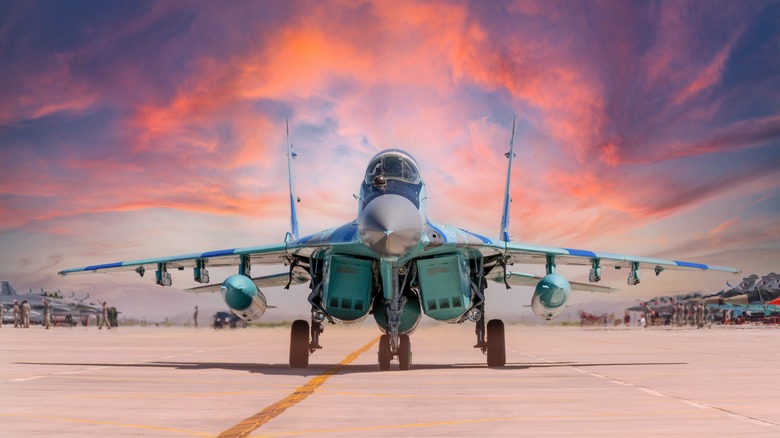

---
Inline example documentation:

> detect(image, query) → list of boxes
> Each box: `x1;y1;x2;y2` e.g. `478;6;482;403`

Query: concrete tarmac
2;323;779;437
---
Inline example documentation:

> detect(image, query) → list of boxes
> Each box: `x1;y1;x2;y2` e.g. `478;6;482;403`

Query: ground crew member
98;301;111;330
193;306;198;328
21;300;31;328
43;299;51;329
700;303;706;327
0;301;5;327
13;300;20;328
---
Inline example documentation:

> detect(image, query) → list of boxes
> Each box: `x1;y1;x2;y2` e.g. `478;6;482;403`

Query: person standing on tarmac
13;300;20;328
193;306;198;328
21;300;31;328
43;299;51;329
0;301;5;328
98;301;111;330
678;303;685;326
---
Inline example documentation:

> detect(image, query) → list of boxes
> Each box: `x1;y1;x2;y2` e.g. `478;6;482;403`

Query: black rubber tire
289;319;310;368
398;334;412;371
378;334;391;371
486;319;506;367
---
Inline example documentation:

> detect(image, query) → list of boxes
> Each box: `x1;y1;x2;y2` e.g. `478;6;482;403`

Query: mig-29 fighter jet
59;120;739;370
0;281;101;322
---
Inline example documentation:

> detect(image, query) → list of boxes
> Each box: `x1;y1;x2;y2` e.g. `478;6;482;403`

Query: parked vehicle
212;311;246;329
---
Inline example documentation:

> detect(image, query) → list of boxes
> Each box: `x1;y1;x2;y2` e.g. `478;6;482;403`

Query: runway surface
2;323;779;437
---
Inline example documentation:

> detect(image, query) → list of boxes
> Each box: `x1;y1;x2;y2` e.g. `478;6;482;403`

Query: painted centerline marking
218;337;379;438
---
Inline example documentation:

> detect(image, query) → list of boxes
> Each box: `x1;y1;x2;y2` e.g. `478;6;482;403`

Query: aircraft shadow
14;360;686;377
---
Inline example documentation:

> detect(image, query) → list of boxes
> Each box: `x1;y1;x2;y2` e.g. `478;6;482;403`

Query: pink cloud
0;1;775;270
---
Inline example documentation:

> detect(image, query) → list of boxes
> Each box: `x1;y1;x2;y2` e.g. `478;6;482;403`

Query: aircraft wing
184;266;311;293
51;304;75;312
491;242;740;274
57;218;369;279
58;243;292;278
488;270;618;293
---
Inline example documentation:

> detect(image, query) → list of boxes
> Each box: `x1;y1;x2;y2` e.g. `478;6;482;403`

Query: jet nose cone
358;194;423;257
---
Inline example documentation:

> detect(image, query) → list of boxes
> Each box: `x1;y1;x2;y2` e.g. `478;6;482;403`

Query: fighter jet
698;273;780;321
629;293;713;314
59;120;739;370
706;301;780;321
722;273;780;303
0;281;102;322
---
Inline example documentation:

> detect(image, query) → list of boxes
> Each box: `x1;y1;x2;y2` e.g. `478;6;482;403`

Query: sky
1;0;779;321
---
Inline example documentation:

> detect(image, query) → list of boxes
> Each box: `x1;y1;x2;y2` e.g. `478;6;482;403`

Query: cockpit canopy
364;149;422;185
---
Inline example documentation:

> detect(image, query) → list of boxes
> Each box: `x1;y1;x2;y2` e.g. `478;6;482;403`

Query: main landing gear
486;319;506;367
289;315;325;368
475;315;506;367
289;320;310;368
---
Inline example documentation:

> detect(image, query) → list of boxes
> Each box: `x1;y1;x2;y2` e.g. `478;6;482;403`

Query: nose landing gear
378;333;412;371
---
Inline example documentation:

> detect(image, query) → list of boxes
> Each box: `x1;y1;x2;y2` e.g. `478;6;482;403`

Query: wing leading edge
427;225;739;275
56;221;363;289
57;243;291;277
495;241;739;274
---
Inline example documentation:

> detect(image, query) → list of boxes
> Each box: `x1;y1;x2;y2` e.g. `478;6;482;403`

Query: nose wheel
398;334;412;370
378;334;391;370
378;334;412;371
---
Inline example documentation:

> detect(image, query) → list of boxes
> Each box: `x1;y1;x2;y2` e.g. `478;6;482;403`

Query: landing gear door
416;254;471;322
322;255;373;322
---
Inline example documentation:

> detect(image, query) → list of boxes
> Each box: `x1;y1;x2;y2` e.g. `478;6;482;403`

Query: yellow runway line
218;337;379;438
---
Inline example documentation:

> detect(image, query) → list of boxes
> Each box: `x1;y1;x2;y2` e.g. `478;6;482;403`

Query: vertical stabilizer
499;117;516;242
1;281;19;296
286;118;300;242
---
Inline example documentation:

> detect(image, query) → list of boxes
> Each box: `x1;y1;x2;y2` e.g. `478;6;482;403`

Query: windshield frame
364;149;422;185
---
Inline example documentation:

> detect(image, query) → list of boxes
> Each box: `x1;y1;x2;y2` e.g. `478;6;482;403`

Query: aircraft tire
486;319;506;367
398;334;412;371
378;334;391;371
289;319;310;368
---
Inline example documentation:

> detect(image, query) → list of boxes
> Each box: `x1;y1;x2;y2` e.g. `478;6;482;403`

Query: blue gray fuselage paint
357;175;427;258
361;179;423;210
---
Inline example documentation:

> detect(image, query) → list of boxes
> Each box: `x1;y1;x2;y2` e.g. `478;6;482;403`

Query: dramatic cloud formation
1;0;778;318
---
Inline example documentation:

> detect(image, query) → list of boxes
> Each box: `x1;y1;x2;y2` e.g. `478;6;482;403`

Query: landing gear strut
377;261;413;371
289;311;327;368
471;272;506;367
474;315;506;367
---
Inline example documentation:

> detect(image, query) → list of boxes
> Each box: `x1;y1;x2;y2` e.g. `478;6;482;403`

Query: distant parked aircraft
0;281;101;322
